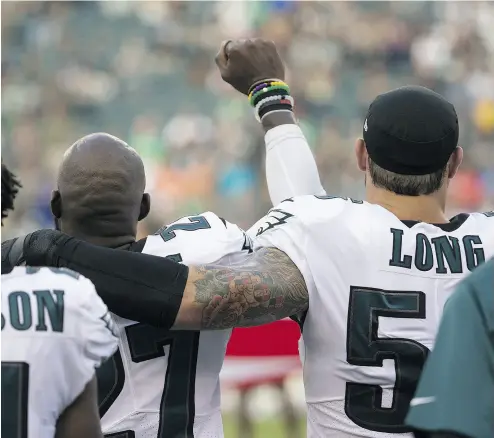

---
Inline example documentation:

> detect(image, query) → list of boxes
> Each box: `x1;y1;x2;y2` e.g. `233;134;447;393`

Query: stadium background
2;1;494;436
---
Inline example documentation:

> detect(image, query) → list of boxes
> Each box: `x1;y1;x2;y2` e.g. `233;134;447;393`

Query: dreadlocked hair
2;162;21;223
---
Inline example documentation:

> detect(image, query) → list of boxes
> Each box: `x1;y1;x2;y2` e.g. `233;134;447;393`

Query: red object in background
221;319;302;389
226;319;301;357
448;169;484;210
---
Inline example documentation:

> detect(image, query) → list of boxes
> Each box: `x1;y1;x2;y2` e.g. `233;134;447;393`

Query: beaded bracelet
248;79;294;122
248;79;290;104
255;95;294;122
255;95;294;114
258;101;293;121
251;88;290;108
250;84;290;106
248;79;288;97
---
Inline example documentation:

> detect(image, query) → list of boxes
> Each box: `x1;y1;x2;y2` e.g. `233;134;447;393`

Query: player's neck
367;188;449;224
60;225;136;249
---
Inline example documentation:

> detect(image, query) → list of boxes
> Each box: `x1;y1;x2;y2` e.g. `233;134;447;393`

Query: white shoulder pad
23;268;118;351
143;211;252;265
2;267;118;352
474;210;494;223
249;195;363;239
469;211;494;249
252;195;366;286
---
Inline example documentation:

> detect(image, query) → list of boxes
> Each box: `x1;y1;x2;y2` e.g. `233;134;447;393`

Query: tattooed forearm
177;247;308;330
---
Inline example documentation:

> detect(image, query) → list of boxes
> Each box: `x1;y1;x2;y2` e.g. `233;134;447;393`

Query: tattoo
191;247;308;329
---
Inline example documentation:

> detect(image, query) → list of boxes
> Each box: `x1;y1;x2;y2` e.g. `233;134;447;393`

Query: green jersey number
97;325;199;438
345;286;430;433
2;361;29;438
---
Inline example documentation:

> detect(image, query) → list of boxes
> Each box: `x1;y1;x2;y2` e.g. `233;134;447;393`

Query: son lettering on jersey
389;228;485;273
1;290;65;333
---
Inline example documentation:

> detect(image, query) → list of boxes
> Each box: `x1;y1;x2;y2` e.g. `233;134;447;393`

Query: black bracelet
252;88;290;107
258;102;293;120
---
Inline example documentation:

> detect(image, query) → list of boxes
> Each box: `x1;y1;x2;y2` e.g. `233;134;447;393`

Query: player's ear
51;190;62;219
355;138;368;172
447;146;463;179
139;193;150;221
51;190;62;231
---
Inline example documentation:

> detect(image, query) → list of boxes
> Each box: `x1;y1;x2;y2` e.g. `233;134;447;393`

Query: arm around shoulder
173;247;309;330
20;230;189;329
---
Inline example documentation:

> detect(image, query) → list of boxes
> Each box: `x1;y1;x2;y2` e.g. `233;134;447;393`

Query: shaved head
53;133;150;243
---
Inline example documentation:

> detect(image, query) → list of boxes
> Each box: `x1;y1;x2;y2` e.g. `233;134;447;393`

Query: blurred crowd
2;1;494;239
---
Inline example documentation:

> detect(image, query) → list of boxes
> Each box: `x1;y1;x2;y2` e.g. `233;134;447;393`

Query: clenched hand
215;38;285;95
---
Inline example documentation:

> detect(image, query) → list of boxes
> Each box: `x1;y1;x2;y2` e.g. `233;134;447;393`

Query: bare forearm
261;111;296;133
173;248;309;330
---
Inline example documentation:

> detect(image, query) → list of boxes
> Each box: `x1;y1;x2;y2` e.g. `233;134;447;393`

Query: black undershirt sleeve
415;432;470;438
52;238;188;329
1;238;18;273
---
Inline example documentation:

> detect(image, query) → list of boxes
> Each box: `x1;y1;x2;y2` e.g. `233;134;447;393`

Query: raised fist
215;38;285;96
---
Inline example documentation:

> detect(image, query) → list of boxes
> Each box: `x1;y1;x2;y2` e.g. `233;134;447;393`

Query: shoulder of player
25;267;102;314
461;210;494;225
275;194;367;223
199;211;237;229
2;266;109;337
252;195;367;239
463;210;494;220
2;266;84;287
155;211;238;234
145;211;249;259
457;211;494;237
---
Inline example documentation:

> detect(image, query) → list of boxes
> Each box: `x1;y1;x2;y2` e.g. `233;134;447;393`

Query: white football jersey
254;196;494;438
99;212;252;438
1;266;118;438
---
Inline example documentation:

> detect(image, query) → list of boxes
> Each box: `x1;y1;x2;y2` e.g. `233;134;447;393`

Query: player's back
254;195;494;438
2;266;118;438
98;212;252;438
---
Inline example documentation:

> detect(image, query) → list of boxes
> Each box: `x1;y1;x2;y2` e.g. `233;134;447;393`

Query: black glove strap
52;238;187;329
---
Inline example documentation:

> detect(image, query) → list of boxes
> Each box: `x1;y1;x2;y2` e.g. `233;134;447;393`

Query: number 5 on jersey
345;286;430;433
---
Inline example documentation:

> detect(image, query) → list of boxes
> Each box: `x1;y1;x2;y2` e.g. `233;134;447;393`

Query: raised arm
214;38;325;207
173;247;309;330
262;113;325;204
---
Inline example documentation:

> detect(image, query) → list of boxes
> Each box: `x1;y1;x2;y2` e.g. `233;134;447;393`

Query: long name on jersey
254;195;494;438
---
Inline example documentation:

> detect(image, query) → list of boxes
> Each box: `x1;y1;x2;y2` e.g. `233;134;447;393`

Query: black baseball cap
363;85;459;175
